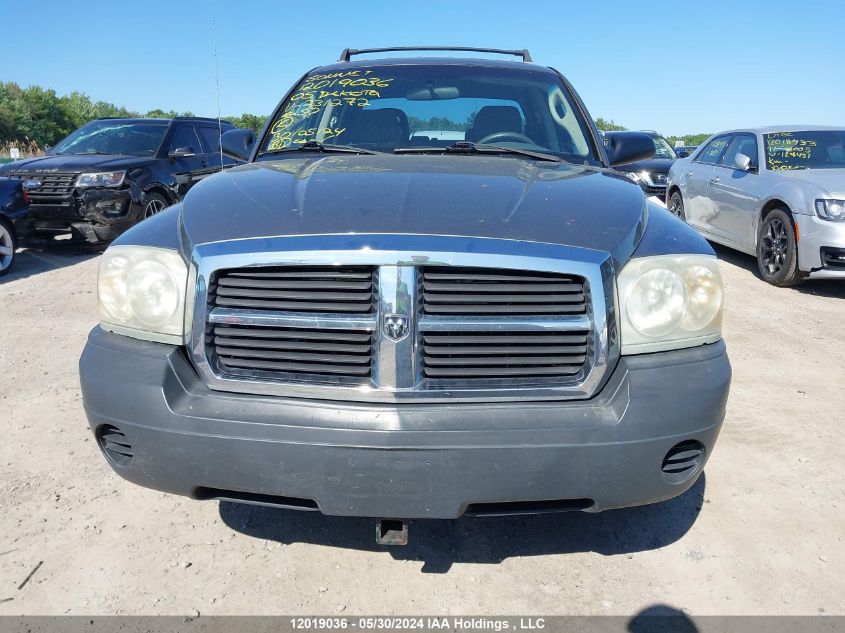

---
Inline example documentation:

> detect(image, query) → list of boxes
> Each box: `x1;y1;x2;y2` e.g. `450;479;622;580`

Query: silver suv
666;126;845;286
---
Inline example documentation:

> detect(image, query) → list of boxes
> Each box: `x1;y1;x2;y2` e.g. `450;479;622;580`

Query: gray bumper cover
80;327;731;519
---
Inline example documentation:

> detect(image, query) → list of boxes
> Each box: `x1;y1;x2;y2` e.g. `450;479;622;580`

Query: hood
180;154;648;264
613;157;676;174
0;153;155;173
776;168;845;196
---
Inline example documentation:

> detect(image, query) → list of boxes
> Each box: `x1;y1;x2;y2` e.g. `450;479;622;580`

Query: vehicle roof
309;56;557;74
718;125;844;135
94;116;233;124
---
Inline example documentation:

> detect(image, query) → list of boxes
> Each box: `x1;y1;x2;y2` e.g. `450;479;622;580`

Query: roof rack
338;46;532;63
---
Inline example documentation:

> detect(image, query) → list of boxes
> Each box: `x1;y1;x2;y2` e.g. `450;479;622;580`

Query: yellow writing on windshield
266;69;395;150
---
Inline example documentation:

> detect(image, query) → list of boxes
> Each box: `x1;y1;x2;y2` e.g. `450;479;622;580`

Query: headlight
623;171;643;183
815;199;845;221
76;171;126;188
98;245;188;344
617;254;723;355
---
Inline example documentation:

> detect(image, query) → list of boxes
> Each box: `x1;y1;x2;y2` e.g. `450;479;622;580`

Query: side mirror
168;147;196;158
221;129;255;161
676;149;690;158
734;153;752;171
605;131;656;167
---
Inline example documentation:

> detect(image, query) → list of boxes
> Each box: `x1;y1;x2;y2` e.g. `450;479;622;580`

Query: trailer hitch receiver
376;519;408;546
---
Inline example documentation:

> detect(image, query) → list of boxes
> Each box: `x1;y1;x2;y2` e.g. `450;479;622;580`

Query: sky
2;0;843;137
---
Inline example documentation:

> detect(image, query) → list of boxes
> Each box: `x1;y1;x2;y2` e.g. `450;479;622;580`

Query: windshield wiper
259;140;383;156
394;141;561;163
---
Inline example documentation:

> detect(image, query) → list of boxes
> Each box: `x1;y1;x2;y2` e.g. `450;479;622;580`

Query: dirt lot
0;243;843;616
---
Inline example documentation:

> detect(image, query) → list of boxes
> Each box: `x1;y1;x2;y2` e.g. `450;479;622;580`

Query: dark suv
0;117;239;243
605;130;677;198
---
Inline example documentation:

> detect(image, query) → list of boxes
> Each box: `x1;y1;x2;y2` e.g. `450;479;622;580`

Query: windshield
52;120;169;156
652;135;676;159
764;130;845;170
259;64;598;162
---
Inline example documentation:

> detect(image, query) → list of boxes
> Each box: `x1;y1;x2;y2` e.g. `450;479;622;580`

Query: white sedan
666;125;845;286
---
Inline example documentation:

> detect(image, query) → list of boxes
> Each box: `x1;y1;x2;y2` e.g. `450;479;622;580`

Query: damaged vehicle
0;176;32;276
0;117;238;244
80;47;731;544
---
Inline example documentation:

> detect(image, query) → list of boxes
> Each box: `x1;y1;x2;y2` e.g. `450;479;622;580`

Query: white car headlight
76;171;126;188
815;199;845;221
617;254;723;355
622;171;643;183
98;245;188;344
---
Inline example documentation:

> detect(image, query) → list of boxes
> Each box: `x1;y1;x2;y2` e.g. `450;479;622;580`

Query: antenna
209;0;224;171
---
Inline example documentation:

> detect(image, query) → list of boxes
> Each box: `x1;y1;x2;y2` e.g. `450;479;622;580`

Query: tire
756;208;806;287
142;192;169;219
668;191;686;221
0;218;17;277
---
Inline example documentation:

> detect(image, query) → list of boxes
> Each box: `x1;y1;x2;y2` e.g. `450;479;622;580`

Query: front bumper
31;188;142;243
80;327;731;519
795;213;845;278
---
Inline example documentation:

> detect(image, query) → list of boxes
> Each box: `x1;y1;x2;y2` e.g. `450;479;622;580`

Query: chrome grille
211;266;376;313
191;235;616;403
12;171;78;204
209;324;373;380
421;267;585;315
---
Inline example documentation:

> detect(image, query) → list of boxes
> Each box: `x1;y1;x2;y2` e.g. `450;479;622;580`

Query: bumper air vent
96;425;133;467
211;266;376;314
821;247;845;270
661;440;705;483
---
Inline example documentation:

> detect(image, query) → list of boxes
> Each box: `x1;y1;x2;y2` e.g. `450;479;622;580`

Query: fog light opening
661;440;704;484
96;424;133;468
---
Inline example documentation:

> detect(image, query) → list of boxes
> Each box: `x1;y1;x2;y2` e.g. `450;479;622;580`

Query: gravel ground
0;243;843;615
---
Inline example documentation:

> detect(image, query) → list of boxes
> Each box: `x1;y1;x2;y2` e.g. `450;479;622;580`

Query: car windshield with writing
51;120;170;157
764;130;845;170
258;64;597;163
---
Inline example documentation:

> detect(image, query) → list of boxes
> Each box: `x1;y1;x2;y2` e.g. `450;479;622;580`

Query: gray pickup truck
79;47;730;544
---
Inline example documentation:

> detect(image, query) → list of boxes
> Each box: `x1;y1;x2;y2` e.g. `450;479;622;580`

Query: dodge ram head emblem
383;314;409;341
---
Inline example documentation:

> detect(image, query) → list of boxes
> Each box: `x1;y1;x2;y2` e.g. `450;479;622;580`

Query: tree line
0;82;266;149
0;82;711;150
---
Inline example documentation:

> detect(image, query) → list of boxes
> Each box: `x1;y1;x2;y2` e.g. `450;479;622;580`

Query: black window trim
716;132;759;173
693;134;733;166
166;123;203;155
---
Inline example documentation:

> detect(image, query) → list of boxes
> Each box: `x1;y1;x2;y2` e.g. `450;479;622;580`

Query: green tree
227;113;267;133
594;117;627;131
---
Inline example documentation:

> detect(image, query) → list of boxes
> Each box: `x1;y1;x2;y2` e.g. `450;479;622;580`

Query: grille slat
221;358;372;376
211;266;376;314
215;346;372;364
213;326;370;342
422;329;590;381
425;365;583;378
209;324;373;381
421;267;586;316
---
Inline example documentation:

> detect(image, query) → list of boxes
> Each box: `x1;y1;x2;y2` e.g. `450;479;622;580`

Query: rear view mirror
168;147;195;158
221;129;255;161
605;131;655;167
734;153;752;171
406;86;459;100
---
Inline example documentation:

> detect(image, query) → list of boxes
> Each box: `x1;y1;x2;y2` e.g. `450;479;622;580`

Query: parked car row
0;116;241;271
666;126;845;286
